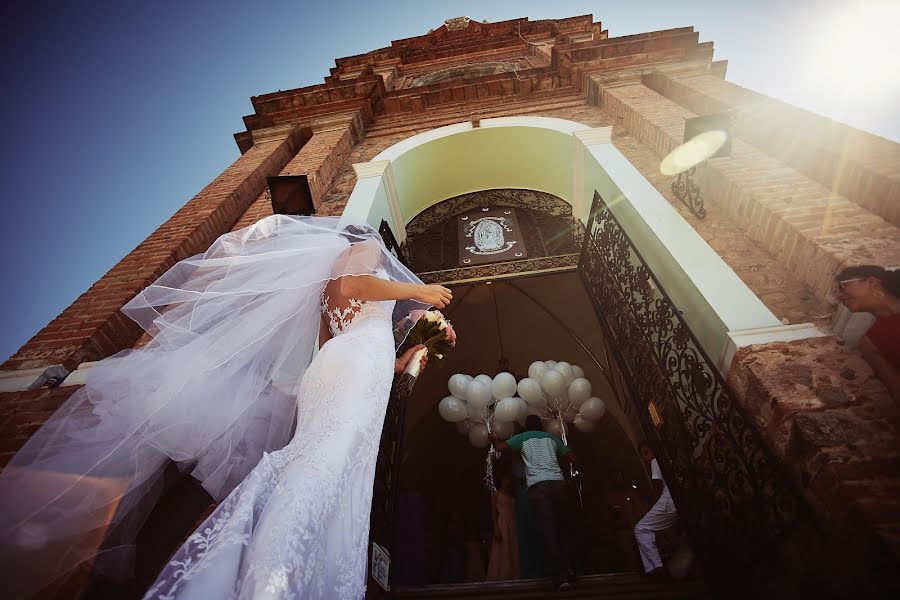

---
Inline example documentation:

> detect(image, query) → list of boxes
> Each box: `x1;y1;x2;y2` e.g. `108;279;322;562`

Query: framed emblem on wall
457;207;528;266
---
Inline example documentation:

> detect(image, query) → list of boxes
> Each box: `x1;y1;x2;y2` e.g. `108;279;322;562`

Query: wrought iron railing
578;190;802;583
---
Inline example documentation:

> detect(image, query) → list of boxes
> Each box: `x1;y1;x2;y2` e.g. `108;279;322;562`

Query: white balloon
448;374;471;399
475;374;493;388
554;362;575;386
580;397;607;420
466;402;487;422
545;360;558;369
528;361;548;380
494;397;525;422
492;372;518;400
491;419;514;439
541;370;566;398
567;378;592;405
574;414;597;432
517;378;547;407
545;418;564;437
469;423;490;448
438;396;467;422
456;419;471;435
572;365;585;380
563;405;579;423
466;381;493;408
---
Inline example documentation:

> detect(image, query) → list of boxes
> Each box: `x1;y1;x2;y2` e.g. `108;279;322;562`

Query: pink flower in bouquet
408;309;427;323
445;322;457;345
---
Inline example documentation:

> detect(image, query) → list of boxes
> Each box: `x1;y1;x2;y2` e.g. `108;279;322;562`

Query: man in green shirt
491;415;577;591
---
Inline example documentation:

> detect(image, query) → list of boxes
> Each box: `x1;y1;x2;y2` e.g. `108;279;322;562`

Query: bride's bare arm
328;239;452;306
338;276;452;308
318;314;332;349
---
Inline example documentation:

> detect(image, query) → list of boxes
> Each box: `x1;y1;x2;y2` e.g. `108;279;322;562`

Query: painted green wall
390;127;574;220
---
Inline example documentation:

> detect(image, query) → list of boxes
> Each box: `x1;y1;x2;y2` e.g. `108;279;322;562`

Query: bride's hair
340;223;378;240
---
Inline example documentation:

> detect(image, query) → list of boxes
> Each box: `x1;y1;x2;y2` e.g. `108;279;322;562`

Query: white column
350;160;407;244
572;127;613;223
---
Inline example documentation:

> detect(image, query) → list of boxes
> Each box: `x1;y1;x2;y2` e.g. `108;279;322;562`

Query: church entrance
366;189;803;598
366;188;676;595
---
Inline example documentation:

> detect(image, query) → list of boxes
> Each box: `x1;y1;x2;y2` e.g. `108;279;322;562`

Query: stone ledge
728;335;899;575
60;361;100;387
718;322;826;374
0;365;69;393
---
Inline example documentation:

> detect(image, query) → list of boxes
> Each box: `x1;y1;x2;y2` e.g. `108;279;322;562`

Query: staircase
393;573;705;599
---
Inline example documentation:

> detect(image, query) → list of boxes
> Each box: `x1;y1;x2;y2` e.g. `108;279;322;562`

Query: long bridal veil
0;215;428;598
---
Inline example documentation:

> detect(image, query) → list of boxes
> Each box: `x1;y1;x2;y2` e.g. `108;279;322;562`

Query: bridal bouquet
400;309;457;380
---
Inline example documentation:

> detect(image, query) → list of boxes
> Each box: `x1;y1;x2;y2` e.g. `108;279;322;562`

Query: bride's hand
395;344;428;374
416;284;452;308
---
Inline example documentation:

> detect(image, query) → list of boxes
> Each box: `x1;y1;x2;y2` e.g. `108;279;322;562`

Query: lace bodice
320;269;393;338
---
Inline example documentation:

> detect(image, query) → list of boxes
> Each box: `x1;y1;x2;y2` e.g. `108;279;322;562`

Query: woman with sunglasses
834;265;900;401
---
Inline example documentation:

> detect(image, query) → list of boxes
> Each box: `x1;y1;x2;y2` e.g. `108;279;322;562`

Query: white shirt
650;458;676;512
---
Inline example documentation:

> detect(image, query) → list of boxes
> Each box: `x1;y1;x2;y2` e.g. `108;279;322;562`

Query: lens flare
659;130;728;176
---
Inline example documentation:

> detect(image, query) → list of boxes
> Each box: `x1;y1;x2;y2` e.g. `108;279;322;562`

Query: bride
0;215;452;599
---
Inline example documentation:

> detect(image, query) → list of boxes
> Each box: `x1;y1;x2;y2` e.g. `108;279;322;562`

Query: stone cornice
235;16;716;150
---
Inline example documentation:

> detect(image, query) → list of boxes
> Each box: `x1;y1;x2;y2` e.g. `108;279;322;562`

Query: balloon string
553;403;578;482
484;408;496;492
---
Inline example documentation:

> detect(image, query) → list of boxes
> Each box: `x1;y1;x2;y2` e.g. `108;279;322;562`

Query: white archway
342;116;821;368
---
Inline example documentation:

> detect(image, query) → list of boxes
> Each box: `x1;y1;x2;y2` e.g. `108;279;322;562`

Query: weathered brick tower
2;15;898;599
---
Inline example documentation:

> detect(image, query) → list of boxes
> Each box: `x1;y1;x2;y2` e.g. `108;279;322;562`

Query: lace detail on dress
321;295;364;337
320;269;392;339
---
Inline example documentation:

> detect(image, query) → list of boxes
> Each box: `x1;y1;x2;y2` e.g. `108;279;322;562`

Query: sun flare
810;0;900;95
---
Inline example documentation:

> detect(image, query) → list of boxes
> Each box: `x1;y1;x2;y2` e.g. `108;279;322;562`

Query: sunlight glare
810;1;900;95
659;130;728;176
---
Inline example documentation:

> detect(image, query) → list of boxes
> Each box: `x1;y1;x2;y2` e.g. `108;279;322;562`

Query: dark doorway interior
391;272;651;588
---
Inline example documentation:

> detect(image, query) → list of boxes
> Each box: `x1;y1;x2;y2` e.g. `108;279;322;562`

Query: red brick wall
0;386;79;467
278;127;354;208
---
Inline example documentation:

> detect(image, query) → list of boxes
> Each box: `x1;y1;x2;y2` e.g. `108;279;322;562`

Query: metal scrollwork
578;191;800;582
672;166;707;219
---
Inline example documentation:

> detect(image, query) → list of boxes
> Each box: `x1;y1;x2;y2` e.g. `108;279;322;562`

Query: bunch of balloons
437;360;607;449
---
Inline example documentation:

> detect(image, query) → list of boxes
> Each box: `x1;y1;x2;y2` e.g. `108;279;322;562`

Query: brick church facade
2;14;898;598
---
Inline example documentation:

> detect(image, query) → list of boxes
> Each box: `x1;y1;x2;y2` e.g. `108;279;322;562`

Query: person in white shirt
633;441;678;578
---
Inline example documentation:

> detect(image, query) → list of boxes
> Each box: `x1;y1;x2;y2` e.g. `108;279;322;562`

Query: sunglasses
837;277;866;291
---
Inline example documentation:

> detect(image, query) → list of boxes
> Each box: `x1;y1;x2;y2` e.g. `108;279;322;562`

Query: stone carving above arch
406;60;524;88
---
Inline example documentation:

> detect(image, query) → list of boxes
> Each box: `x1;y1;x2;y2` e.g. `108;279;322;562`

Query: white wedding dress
144;275;397;600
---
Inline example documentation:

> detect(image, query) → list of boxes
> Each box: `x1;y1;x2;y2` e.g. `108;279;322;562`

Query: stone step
393;573;705;599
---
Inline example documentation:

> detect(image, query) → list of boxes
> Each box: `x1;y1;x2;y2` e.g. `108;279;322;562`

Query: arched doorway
349;118;812;595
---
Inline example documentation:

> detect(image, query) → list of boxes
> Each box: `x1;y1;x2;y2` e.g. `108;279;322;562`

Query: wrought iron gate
578;191;802;584
367;374;410;596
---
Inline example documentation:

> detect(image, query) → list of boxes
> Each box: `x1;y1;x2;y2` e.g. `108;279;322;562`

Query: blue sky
1;0;898;363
